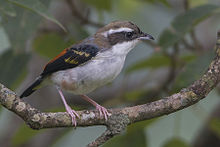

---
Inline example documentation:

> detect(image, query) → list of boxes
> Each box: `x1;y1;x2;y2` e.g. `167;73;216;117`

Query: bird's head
94;21;154;55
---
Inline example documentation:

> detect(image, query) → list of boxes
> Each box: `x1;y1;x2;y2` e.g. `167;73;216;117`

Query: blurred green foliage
8;0;66;31
124;89;146;102
0;0;16;17
2;7;41;51
0;50;29;90
12;124;44;147
210;118;220;137
162;138;189;147
126;54;195;73
83;0;112;11
104;129;147;147
104;119;157;147
159;4;220;49
173;51;214;92
33;33;75;59
188;0;208;7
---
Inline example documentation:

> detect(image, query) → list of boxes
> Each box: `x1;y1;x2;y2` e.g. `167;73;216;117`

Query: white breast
50;40;139;95
50;53;125;95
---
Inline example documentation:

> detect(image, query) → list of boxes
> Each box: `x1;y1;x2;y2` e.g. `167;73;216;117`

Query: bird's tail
20;76;45;98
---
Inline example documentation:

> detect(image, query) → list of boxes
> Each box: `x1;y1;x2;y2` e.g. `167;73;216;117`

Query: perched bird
20;21;154;126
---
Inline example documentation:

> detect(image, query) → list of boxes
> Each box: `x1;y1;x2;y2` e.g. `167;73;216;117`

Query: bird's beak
138;32;154;40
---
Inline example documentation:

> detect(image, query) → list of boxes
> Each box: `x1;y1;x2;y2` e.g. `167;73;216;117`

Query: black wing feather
41;44;99;76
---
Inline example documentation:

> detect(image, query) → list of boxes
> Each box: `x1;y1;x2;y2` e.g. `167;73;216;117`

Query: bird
20;20;154;126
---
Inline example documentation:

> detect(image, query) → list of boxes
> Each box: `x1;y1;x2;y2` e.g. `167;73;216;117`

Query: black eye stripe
123;31;133;35
111;31;134;36
109;31;133;34
137;27;141;33
108;31;137;45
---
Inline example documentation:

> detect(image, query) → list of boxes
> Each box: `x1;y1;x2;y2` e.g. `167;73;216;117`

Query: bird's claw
65;105;80;127
96;105;111;121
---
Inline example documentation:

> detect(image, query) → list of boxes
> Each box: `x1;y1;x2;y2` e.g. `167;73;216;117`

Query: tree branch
0;32;220;146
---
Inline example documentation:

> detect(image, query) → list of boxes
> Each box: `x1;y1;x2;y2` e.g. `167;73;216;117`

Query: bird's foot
95;104;111;121
65;105;80;127
80;95;111;121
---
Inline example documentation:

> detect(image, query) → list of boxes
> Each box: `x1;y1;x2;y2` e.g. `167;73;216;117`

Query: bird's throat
110;40;139;56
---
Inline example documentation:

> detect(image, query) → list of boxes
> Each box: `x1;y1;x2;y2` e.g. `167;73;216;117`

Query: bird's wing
41;44;99;76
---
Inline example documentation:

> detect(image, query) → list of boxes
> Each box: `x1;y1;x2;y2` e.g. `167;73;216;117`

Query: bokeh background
0;0;220;147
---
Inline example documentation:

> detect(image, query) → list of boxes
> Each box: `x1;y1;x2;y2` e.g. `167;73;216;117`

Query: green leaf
0;0;16;17
126;54;195;74
82;0;112;11
117;0;141;15
125;90;146;102
173;51;214;92
172;5;218;34
163;138;189;147
158;29;179;49
181;54;196;62
0;50;30;89
12;124;44;147
2;6;42;51
126;54;171;73
67;23;90;41
210;118;220;137
33;33;74;59
159;4;220;49
8;0;66;32
143;0;171;7
188;0;208;8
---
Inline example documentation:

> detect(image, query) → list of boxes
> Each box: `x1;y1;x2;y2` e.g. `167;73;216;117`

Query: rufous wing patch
48;49;68;64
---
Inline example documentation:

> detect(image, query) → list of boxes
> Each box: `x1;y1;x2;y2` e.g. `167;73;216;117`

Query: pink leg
56;87;79;126
80;95;110;120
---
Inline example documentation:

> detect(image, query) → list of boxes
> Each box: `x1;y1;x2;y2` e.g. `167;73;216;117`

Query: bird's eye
125;32;133;39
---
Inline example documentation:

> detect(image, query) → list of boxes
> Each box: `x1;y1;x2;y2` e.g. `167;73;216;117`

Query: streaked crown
95;21;154;46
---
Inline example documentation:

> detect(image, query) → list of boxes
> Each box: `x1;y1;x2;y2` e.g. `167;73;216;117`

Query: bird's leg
80;95;110;120
56;86;79;126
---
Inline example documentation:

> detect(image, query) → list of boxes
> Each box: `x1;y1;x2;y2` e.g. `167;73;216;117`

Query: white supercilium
102;27;133;37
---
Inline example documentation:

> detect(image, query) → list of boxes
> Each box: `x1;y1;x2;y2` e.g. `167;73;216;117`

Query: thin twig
162;43;179;93
182;39;195;51
190;31;203;51
65;0;104;28
183;0;203;52
183;0;189;11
